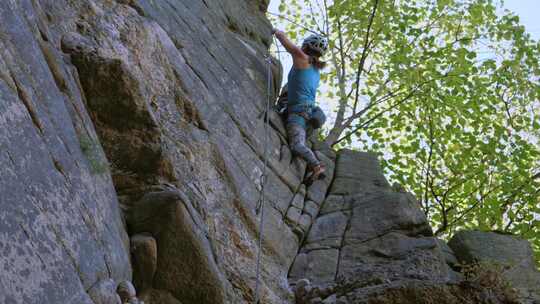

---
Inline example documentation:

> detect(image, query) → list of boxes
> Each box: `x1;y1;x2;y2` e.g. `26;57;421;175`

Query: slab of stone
435;238;458;269
338;233;447;282
131;234;158;293
319;195;347;215
0;1;299;303
291;186;306;209
303;200;320;218
286;207;303;225
128;190;226;303
449;231;536;267
449;231;540;294
345;191;432;244
305;211;349;249
298;214;313;233
333;150;390;189
261;206;300;267
311;139;337;160
289;249;340;285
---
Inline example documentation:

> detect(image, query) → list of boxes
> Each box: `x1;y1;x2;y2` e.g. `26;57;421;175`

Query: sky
502;0;540;40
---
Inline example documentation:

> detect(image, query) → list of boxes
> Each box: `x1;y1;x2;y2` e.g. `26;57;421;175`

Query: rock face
0;1;131;303
0;0;538;304
290;151;450;303
289;151;528;304
0;0;330;303
449;231;540;303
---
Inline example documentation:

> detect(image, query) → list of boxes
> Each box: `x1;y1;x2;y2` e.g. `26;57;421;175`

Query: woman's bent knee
290;143;304;155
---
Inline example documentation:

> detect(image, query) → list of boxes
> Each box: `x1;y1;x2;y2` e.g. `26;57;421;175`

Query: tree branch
326;0;379;145
353;0;380;114
337;18;347;87
307;1;325;35
332;73;459;146
423;106;435;217
333;89;417;146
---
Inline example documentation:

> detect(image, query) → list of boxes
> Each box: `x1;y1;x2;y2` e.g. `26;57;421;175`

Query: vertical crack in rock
39;39;69;95
333;206;352;282
13;77;45;135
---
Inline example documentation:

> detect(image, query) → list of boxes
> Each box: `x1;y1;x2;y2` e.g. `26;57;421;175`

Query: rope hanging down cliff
254;54;273;304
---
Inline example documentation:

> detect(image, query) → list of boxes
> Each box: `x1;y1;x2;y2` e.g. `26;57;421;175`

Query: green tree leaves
270;0;540;262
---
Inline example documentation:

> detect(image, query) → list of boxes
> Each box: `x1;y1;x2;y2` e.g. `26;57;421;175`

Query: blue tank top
287;66;320;110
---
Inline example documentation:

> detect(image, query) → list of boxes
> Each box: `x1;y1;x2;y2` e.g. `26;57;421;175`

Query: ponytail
304;46;327;70
309;56;327;70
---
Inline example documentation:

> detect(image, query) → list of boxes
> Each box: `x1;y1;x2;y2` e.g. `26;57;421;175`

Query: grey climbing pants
287;122;320;167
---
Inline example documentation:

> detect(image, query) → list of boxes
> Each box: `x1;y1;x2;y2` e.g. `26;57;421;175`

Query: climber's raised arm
272;29;309;66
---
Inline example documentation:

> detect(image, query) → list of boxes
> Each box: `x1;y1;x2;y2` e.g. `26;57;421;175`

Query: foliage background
268;0;540;263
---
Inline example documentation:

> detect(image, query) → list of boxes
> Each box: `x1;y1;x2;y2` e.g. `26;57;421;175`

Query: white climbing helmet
302;34;328;56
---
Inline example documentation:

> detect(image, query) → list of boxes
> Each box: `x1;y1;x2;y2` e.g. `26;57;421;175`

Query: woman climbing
272;28;328;181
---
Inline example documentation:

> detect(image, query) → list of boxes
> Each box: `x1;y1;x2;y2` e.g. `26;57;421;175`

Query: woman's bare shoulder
292;56;310;69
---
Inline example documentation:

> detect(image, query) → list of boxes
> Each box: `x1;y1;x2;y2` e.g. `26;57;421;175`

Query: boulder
88;279;122;304
449;230;540;298
330;150;390;194
289;249;340;285
436;238;459;269
127;190;226;304
130;234;158;294
117;281;137;303
448;231;536;267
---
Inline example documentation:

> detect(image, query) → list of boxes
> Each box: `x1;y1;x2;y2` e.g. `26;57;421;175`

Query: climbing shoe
305;164;326;186
311;164;326;180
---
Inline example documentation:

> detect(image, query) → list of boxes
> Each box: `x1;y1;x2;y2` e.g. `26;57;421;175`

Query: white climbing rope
254;54;273;304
